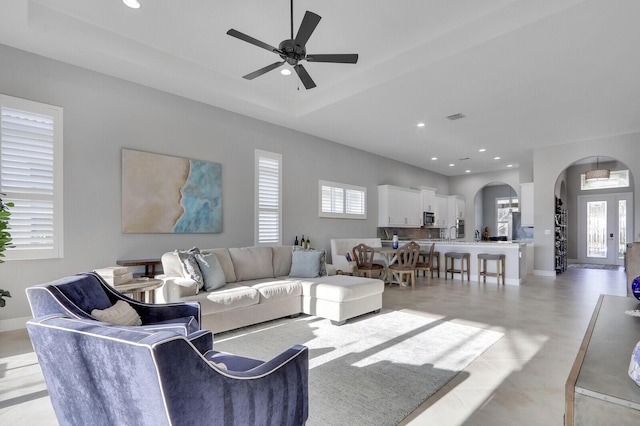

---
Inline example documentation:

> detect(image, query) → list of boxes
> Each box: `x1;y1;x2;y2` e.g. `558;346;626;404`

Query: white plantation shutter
0;95;63;260
255;150;281;245
319;180;366;219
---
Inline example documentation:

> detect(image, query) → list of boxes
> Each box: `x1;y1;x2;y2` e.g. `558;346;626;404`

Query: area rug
568;263;622;270
214;310;503;426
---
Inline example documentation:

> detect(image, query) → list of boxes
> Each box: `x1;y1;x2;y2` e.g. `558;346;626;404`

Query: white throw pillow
91;300;142;326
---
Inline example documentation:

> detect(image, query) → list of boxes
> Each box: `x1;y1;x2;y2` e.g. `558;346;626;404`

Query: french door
577;193;632;265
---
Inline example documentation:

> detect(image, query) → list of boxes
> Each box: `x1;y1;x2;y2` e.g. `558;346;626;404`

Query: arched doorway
554;156;634;267
473;182;526;241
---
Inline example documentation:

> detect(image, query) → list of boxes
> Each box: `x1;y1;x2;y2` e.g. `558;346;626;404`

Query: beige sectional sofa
156;246;384;333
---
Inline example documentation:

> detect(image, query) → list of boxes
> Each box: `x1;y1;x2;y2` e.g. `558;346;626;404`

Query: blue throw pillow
196;253;226;291
293;246;327;276
289;250;323;278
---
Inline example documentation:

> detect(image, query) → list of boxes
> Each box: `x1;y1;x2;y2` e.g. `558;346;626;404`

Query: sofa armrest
188;329;213;354
154;276;199;303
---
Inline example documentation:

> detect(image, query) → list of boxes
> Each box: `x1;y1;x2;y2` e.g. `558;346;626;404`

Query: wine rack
555;197;567;273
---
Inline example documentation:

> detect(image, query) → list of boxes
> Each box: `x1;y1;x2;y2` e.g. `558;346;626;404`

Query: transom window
580;169;629;191
319;180;366;219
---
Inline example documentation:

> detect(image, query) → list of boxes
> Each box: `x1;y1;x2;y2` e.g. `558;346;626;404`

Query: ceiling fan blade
227;29;280;54
243;61;285;80
294;64;316;89
306;54;359;64
294;11;321;47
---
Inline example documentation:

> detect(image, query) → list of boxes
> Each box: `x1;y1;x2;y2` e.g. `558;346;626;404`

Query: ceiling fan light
123;0;141;9
280;68;292;76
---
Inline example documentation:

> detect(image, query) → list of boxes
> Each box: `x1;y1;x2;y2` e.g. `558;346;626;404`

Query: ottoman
301;275;385;325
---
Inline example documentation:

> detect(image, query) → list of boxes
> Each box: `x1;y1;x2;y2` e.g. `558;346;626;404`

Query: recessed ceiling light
280;68;292;76
507;164;513;168
417;122;426;128
479;148;486;152
123;0;141;8
465;170;471;173
494;156;501;160
431;157;437;161
449;163;455;167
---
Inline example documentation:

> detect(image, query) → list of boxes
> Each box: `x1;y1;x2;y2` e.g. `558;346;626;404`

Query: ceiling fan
226;0;358;89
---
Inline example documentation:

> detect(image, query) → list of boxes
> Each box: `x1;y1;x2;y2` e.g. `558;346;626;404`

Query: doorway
577;193;632;265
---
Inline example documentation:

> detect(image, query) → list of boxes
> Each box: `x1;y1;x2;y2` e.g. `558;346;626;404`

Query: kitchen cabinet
434;194;448;227
378;185;421;227
520;182;534;226
447;195;465;226
419;187;436;212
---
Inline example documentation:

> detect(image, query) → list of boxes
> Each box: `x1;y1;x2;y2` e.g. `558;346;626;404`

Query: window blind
255;151;281;245
319;180;366;219
0;96;63;259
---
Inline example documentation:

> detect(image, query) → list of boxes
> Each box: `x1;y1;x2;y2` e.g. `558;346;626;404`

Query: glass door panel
586;201;607;258
618;200;627;260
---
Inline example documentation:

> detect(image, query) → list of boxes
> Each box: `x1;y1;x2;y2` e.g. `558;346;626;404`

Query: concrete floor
0;266;630;425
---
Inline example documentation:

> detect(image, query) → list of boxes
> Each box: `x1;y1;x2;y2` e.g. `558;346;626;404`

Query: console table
116;258;162;278
565;295;640;424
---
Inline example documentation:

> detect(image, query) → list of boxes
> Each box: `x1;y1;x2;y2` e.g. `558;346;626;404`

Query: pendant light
123;0;141;9
585;156;610;181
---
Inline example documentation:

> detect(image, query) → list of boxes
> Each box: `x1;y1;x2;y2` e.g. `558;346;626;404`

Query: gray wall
0;44;451;328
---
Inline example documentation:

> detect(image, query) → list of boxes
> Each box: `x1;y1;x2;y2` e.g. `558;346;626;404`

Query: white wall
0;45;450;329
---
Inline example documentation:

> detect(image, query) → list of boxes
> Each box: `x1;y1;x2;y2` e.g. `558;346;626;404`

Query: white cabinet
434;194;448;227
520;182;534;226
419;187;436;212
378;185;422;227
447;195;466;226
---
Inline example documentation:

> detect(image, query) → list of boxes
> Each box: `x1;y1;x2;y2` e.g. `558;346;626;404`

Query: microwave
423;211;435;226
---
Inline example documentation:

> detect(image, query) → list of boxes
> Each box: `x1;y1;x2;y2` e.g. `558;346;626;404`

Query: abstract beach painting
122;149;222;233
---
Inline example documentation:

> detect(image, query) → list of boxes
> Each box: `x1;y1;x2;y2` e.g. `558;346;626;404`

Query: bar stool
477;253;506;285
444;252;470;281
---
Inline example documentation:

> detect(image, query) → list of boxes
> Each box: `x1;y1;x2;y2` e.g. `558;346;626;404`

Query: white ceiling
1;0;639;176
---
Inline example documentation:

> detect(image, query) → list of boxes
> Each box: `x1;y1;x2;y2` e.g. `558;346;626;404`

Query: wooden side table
114;278;162;303
116;258;162;278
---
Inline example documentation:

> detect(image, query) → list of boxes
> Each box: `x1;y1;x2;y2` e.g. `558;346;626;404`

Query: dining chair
414;242;436;283
388;242;420;288
352;243;385;279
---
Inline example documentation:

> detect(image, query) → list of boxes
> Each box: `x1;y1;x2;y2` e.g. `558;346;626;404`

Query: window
0;95;63;260
255;150;281;245
496;197;518;237
319;180;366;219
580;170;629;190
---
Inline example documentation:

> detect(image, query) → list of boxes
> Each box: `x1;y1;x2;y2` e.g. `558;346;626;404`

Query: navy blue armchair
27;315;309;426
26;272;211;350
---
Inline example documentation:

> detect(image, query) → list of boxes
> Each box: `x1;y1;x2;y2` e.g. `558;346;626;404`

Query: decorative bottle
301;235;305;249
294;236;299;246
392;230;399;249
306;236;310;249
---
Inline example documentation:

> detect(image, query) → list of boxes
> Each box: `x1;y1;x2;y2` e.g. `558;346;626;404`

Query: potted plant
0;193;14;307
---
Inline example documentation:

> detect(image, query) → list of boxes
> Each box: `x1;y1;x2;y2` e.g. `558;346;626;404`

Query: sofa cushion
300;275;385;303
202;283;259;314
252;280;303;303
289;249;325;278
91;300;142;326
272;246;293;277
175;248;204;290
293;246;327;276
229;247;274;281
202;249;237;283
196;253;226;291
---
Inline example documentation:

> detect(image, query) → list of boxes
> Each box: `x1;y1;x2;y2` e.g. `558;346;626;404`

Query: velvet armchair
27;315;309;426
25;272;211;349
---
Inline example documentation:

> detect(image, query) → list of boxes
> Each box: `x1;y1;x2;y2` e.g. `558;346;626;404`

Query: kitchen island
383;240;527;285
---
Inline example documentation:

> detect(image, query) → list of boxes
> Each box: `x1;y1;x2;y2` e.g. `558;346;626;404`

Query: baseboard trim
0;316;30;332
534;269;557;277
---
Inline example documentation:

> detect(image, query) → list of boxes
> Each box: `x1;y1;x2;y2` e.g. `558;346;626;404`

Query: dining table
375;246;399;284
